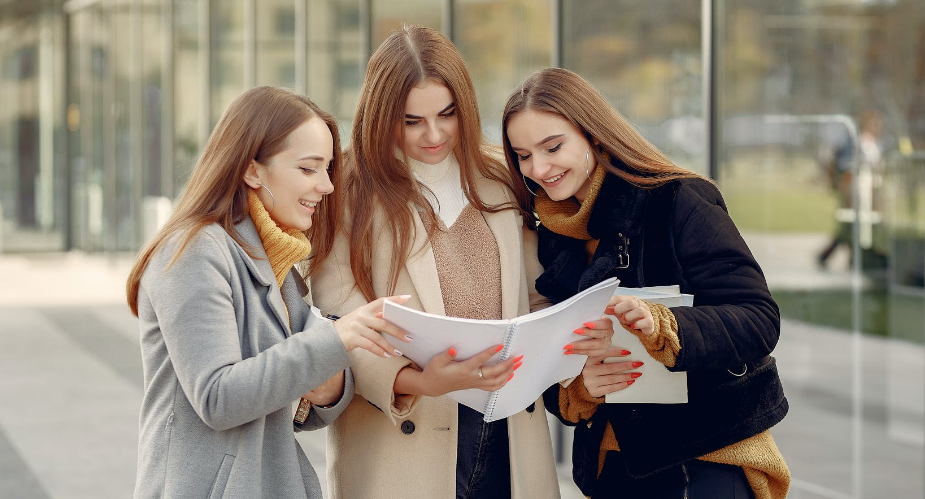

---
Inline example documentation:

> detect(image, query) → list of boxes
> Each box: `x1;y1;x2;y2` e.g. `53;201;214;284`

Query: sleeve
523;225;553;313
308;228;419;426
668;181;781;371
295;367;355;432
542;375;603;425
143;231;352;432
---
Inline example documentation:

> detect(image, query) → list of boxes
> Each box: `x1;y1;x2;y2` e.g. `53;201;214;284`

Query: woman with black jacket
500;67;791;499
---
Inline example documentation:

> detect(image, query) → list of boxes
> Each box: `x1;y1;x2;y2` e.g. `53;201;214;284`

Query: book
382;277;619;422
604;285;691;404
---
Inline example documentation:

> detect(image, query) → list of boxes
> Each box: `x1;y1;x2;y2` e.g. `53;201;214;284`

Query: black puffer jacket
538;172;788;493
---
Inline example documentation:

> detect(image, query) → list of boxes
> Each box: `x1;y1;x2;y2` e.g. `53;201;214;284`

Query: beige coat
310;174;560;499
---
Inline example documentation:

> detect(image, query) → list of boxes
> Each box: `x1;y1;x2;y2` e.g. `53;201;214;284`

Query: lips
541;170;568;186
422;143;445;154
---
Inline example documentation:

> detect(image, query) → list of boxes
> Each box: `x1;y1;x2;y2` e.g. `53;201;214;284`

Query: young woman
501;68;791;499
309;26;588;499
126;86;409;499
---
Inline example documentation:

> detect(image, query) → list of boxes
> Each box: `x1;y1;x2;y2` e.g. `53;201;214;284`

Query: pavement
0;233;922;498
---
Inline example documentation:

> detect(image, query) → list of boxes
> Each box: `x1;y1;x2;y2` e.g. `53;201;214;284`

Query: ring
477;367;483;379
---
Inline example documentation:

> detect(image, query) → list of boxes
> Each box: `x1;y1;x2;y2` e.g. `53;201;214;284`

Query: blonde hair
333;25;515;301
502;67;703;226
126;86;342;315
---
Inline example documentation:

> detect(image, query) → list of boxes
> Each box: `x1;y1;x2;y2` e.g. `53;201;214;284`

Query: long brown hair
332;25;515;301
126;86;342;316
501;67;703;227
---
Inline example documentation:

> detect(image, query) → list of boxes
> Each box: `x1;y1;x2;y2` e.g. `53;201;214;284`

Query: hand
564;316;615;357
419;345;524;397
333;295;412;357
303;371;345;407
606;295;655;337
582;346;644;398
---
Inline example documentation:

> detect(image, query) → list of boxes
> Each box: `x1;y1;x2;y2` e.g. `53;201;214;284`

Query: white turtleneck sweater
406;152;468;228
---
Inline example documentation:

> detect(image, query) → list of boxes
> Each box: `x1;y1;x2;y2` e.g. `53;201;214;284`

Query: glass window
455;0;552;139
306;0;363;135
562;0;704;174
257;0;297;89
371;0;442;47
173;0;201;192
210;0;244;128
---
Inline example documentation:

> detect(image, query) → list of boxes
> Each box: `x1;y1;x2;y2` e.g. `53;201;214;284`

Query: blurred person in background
125;86;409;499
309;25;574;499
502;68;791;499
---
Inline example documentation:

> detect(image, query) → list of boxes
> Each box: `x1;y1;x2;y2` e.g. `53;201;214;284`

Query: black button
526;403;535;413
400;420;415;434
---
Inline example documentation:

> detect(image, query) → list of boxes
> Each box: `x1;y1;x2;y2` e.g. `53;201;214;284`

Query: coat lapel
404;209;446;316
232;217;292;336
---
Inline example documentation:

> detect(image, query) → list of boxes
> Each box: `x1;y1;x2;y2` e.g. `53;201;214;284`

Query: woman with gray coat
126;86;410;499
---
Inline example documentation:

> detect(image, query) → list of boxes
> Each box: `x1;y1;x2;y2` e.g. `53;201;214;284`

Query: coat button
526;403;535;413
400;420;415;434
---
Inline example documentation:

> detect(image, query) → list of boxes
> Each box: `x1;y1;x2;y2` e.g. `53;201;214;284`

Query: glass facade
0;1;922;497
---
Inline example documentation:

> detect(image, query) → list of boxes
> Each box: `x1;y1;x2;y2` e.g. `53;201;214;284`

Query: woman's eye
547;143;562;153
299;167;316;174
440;109;456;118
517;153;531;161
405;120;420;127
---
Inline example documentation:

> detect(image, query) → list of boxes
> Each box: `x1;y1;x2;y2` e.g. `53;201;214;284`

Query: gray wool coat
134;217;353;499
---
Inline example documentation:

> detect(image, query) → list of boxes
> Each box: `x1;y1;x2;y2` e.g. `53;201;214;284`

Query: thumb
433;346;457;367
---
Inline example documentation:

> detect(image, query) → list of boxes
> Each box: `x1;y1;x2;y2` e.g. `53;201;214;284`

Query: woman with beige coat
309;26;578;499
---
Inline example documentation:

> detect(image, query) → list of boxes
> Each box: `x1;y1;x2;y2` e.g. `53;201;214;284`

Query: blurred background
0;0;923;498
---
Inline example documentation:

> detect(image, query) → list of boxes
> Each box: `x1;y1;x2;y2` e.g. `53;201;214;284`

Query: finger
353;335;391;358
576;316;612;331
567;338;610;356
587;379;637;397
480;354;523;379
382;294;411;305
590;360;643;375
368;317;413;342
463;344;505;367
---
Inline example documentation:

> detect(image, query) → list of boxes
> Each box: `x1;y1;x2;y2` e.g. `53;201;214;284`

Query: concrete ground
0;233;921;498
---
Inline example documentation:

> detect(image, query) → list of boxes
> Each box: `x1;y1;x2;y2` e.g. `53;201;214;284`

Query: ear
242;161;262;189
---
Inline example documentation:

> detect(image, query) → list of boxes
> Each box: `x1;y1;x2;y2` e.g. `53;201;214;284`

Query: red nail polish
564;344;574;350
513;355;525;363
448;347;456;357
507;373;514;381
564;351;573;355
573;328;585;335
620;350;631;356
632;323;639;329
630;372;642;379
495;345;504;353
626;380;636;386
513;362;523;371
583;322;596;328
631;361;644;368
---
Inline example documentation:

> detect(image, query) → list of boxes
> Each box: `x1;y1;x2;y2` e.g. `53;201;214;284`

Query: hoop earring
521;174;536;196
585;149;591;179
258;183;275;211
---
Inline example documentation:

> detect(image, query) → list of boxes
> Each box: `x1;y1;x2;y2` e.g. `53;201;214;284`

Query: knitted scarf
247;191;312;288
533;164;608;256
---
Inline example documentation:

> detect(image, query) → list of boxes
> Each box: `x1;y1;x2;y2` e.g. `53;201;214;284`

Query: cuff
350;348;419;425
558;374;604;423
624;301;681;368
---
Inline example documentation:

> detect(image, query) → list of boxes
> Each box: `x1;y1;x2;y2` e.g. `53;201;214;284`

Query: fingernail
631;361;644;368
564;350;574;355
513;355;524;363
630;372;642;379
399;294;411;299
573;328;585;335
384;352;392;358
394;349;403;357
448;347;456;357
513;362;523;371
507;373;514;381
633;323;642;330
583;322;595;328
563;344;574;350
620;350;631;356
404;334;414;341
495;345;504;353
626;380;636;386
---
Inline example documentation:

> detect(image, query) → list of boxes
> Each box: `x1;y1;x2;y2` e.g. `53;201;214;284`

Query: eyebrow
405;102;456;120
512;134;565;150
296;155;327;162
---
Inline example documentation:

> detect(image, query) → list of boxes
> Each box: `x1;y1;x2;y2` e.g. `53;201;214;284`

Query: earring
521;174;536;196
258;183;275;211
585;149;591;179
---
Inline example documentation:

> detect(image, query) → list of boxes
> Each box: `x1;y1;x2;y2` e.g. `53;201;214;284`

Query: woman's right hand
418;345;524;397
332;295;412;358
582;346;643;397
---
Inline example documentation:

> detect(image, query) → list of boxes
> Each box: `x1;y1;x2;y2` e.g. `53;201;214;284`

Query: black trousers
591;451;755;499
456;404;511;499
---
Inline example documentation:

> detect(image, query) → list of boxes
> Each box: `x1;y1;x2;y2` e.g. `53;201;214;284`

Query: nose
424;121;441;143
529;155;554;179
317;169;335;195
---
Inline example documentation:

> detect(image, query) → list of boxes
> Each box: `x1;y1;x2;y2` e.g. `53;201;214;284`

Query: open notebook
604;285;691;404
383;277;619;422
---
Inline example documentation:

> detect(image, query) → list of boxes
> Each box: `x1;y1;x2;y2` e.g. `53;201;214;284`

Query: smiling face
244;116;335;231
506;109;597;202
397;80;460;165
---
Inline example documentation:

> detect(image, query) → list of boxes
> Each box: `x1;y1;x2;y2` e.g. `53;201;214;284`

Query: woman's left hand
606;295;655;337
564;316;615;358
303;370;345;407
